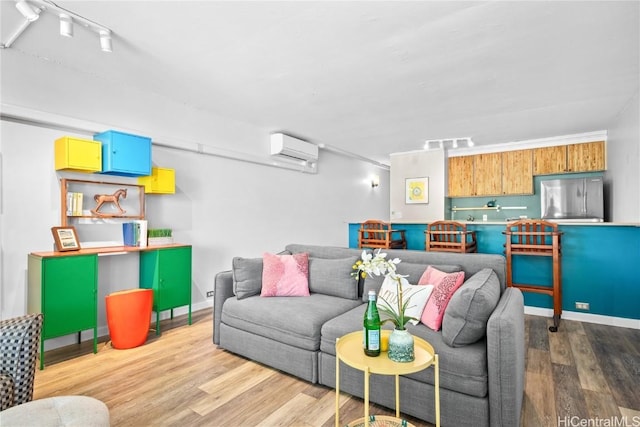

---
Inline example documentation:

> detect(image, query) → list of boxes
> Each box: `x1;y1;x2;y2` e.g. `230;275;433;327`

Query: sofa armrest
213;270;234;345
486;287;525;427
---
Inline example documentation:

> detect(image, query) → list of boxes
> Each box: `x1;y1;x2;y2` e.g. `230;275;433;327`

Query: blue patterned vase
388;328;415;362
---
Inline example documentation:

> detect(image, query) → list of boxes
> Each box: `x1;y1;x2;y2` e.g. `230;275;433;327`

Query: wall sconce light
371;175;380;188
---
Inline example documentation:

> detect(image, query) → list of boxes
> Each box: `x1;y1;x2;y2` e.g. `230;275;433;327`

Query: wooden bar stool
425;221;477;253
503;220;563;332
358;220;407;249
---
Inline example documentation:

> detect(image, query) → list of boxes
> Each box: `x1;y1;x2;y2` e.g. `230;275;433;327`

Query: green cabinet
28;254;98;369
139;246;192;334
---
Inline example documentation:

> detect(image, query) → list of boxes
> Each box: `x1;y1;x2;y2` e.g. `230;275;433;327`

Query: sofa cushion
320;305;489;398
261;252;310;297
362;263;462;302
419;267;465;331
442;268;501;347
377;276;433;325
222;294;362;351
308;256;359;300
232;257;263;300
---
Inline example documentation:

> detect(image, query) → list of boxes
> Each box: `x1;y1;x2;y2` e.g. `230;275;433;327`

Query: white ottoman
0;396;109;426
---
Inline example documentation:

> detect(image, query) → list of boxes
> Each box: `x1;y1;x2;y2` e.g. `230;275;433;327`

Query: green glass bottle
363;290;381;357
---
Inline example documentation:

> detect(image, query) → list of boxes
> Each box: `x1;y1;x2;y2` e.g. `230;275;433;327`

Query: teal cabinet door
140;246;192;333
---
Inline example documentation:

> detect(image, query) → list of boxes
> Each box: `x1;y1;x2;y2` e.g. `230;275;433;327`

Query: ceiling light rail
1;0;113;52
424;137;474;150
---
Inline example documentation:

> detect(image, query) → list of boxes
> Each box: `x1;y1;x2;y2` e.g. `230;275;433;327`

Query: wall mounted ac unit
270;133;318;162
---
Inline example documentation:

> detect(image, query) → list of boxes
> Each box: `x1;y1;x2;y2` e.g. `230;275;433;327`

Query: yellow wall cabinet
534;141;605;175
138;167;175;194
502;149;533;195
54;136;102;173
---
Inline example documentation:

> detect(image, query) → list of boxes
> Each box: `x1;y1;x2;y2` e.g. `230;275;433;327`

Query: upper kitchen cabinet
533;145;566;175
54;136;102;173
93;130;152;177
473;153;502;196
534;141;605;175
502;149;533;195
567;141;606;172
448;156;474;197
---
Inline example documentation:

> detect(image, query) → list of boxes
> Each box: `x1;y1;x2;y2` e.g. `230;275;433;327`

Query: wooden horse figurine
91;188;127;216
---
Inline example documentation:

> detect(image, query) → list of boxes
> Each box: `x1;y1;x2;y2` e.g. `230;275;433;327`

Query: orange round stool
105;289;153;349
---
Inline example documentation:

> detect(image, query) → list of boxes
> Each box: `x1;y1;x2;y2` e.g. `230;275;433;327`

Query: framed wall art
51;226;81;251
405;177;429;204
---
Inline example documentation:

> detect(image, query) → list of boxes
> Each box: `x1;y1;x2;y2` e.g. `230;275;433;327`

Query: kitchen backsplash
448;172;604;222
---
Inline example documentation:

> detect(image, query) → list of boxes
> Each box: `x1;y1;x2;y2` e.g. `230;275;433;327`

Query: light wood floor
34;310;640;427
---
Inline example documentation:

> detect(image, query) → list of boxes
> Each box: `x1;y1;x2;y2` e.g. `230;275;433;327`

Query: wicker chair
0;313;43;411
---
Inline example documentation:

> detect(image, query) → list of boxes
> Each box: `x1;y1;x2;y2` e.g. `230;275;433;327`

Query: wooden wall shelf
451;205;527;212
60;178;145;226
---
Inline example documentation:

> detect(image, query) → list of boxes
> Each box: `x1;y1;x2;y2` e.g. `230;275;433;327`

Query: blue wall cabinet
93;130;152;177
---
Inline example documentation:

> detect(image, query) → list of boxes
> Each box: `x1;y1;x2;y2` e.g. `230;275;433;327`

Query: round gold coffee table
335;330;440;427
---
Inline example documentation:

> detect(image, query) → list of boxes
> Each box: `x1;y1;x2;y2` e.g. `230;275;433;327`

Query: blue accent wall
349;223;640;320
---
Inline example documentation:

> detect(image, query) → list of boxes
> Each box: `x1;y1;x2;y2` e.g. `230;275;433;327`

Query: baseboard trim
43;301;213;351
525;306;640;330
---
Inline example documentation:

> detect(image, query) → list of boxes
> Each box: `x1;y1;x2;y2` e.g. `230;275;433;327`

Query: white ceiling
1;1;638;163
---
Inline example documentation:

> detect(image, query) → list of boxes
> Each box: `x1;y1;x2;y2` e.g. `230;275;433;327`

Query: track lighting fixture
59;13;73;37
423;138;474;150
15;0;39;22
99;30;112;52
2;0;113;52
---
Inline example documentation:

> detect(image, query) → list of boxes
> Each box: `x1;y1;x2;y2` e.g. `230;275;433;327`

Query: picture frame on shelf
405;177;429;204
51;226;81;252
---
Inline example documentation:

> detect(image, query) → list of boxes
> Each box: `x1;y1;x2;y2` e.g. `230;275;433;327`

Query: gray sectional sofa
213;244;525;427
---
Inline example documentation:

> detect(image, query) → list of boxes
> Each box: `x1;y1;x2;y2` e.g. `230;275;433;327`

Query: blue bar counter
349;222;640;322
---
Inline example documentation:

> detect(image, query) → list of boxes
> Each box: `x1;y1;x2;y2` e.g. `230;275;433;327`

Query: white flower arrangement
352;249;417;330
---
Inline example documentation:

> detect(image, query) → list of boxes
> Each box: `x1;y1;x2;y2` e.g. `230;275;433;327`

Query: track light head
15;0;39;22
59;13;73;37
99;29;112;52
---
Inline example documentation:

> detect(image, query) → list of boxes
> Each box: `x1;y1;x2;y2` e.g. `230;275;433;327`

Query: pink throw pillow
419;266;465;330
261;252;310;297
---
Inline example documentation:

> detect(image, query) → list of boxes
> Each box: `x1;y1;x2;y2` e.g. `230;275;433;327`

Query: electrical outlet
575;302;590;310
206;291;214;298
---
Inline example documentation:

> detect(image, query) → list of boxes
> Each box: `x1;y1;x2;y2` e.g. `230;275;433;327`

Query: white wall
389;150;446;223
0;42;391;330
0;118;389;332
605;91;640;222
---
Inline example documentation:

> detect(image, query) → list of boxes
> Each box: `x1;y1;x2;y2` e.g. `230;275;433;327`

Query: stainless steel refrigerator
540;177;604;222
